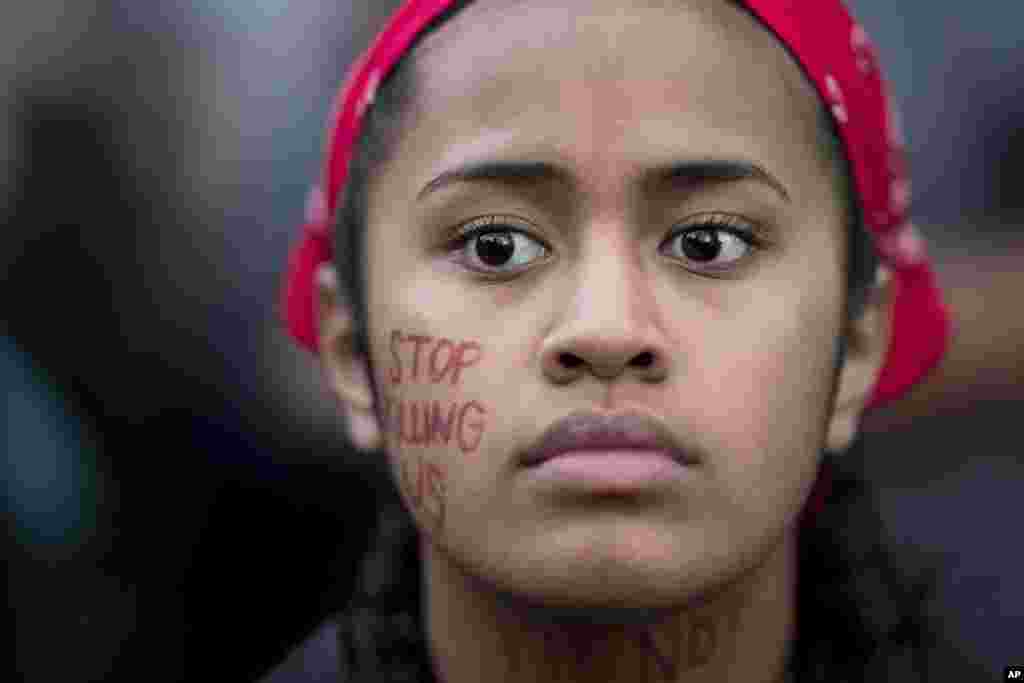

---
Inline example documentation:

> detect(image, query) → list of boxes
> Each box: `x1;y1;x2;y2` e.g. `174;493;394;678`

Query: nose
540;230;670;385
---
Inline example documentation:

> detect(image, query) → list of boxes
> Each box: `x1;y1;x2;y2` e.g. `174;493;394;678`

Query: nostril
559;353;584;368
633;352;654;367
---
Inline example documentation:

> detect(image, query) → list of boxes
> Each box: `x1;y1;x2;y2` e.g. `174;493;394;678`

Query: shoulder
258;619;341;683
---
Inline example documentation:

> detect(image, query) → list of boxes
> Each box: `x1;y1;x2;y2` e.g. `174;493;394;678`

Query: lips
519;410;700;468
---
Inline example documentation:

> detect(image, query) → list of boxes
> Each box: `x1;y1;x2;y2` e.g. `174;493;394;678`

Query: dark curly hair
328;1;942;681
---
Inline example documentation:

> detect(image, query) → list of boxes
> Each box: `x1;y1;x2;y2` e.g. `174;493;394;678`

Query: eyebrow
416;157;791;203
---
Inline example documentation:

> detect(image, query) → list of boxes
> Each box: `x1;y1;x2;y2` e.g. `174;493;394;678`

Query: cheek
690;290;839;487
370;325;495;537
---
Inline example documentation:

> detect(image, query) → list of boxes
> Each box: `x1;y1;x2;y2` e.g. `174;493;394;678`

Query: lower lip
526;450;693;490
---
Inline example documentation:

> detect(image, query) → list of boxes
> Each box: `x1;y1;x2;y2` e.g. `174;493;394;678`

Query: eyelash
445;212;766;278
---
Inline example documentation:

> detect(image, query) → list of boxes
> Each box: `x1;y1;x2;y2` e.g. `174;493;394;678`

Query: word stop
390;329;482;386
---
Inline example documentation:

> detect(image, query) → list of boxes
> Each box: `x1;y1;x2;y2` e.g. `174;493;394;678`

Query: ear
316;263;384;453
826;265;894;453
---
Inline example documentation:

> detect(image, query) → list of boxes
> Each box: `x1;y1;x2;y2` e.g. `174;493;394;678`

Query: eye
660;213;762;272
448;215;549;276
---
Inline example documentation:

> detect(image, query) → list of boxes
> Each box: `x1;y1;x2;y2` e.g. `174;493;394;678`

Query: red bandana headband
280;0;952;416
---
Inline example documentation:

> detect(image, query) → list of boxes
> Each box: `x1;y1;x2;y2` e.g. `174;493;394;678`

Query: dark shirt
260;620;341;683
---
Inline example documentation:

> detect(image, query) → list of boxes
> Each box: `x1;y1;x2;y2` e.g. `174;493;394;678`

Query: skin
317;0;893;681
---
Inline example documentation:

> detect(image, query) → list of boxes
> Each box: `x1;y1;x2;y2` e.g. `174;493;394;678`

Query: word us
398;450;446;532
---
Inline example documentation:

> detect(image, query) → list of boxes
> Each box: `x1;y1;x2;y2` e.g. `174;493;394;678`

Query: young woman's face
358;0;851;608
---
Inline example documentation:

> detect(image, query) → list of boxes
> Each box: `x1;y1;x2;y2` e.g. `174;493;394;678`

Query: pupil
477;231;515;266
682;230;721;261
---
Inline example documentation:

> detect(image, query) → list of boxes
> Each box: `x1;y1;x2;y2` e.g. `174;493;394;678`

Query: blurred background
3;1;1021;681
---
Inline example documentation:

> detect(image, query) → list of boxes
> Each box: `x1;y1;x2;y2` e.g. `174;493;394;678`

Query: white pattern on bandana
825;74;848;125
850;23;876;75
358;68;383;117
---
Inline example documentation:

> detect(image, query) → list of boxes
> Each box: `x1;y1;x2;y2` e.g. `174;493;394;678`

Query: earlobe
316;263;383;452
826;266;893;453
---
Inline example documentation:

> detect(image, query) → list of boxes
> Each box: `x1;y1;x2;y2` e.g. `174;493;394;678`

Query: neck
422;530;797;683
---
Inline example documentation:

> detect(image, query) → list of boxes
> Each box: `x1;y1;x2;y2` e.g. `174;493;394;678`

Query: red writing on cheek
422;461;446;530
389;329;483;386
390;329;404;384
398;453;447;533
407;334;432;381
381;394;488;455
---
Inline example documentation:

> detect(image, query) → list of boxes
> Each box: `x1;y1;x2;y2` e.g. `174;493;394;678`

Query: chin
488;570;700;626
483;547;712;617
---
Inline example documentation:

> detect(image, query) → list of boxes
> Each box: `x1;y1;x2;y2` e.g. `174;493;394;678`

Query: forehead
387;0;829;210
